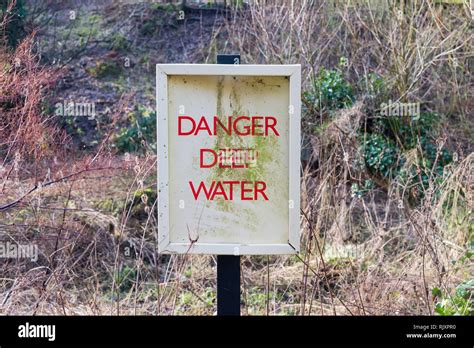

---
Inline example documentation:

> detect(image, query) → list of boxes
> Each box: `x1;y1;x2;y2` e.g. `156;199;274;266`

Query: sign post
157;58;301;315
216;53;241;316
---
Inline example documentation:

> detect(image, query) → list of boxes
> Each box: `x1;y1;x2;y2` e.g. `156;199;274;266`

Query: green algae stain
207;76;282;222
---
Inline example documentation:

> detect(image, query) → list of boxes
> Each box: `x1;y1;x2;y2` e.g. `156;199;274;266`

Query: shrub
0;0;26;47
115;265;136;294
433;280;474;316
87;59;122;79
364;72;386;100
359;70;453;203
351;179;374;198
376;112;443;151
397;137;452;202
0;32;62;163
363;133;403;179
114;106;156;153
305;58;355;113
110;33;130;51
361;72;388;117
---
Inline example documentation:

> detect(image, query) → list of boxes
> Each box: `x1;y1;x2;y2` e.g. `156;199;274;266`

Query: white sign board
157;64;301;255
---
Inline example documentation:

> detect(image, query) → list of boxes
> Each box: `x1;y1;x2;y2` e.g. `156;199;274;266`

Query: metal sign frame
157;64;301;255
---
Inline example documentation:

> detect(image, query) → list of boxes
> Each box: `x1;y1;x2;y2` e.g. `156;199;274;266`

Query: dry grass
0;0;472;315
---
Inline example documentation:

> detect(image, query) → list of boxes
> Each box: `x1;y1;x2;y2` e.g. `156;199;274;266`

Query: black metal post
216;53;241;316
217;254;240;315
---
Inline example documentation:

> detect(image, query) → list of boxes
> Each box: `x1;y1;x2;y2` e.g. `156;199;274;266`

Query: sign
157;64;301;254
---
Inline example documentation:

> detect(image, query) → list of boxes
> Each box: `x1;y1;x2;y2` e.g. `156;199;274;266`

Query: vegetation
433;279;473;316
114;107;157;153
0;0;472;316
0;0;25;47
305;58;355;112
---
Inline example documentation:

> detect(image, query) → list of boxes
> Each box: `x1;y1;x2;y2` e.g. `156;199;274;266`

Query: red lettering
241;181;253;200
200;149;217;168
222;181;239;200
252;116;264;136
255;181;269;200
211;182;228;200
189;181;269;201
178;116;280;137
213;116;232;136
196;117;212;136
189;181;214;200
233;116;251;136
265;116;279;136
178;116;196;136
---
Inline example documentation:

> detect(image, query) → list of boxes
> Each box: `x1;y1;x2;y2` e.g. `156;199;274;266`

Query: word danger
178;115;280;201
178;115;280;136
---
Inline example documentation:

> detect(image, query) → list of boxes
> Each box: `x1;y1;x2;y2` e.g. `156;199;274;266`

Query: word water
189;180;268;201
